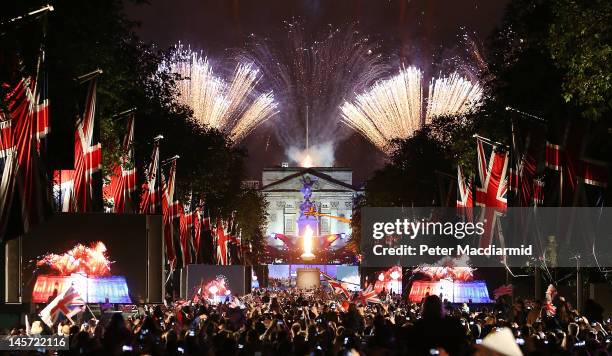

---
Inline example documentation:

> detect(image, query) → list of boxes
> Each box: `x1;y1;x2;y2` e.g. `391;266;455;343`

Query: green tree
364;125;454;207
234;188;268;265
549;0;612;120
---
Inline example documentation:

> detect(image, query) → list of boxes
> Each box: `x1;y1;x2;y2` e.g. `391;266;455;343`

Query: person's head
30;320;44;335
470;323;482;339
291;322;301;337
60;324;71;336
421;295;444;320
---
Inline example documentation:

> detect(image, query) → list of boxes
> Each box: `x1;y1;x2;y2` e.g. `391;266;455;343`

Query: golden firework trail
340;66;482;153
162;43;279;143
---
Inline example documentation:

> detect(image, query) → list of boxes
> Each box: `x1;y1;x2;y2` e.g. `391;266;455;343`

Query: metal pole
534;267;541;300
504;106;546;123
305;105;309;152
112;107;137;119
161;155;180;166
576;256;582;312
76;69;103;84
145;226;149;302
0;5;54;27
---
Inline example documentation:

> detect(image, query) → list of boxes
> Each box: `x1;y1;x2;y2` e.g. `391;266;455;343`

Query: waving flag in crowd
492;284;513;299
321;272;351;300
39;285;85;327
355;284;381;305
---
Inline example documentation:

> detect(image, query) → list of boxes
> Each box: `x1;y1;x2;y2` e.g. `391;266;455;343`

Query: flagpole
86;304;98;322
76;69;103;84
112;107;137;120
0;4;54;29
505;106;546;123
472;134;508;149
161;155;180;166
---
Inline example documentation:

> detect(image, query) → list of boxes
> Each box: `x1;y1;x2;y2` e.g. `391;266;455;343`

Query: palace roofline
261;167;360;191
263;166;352;171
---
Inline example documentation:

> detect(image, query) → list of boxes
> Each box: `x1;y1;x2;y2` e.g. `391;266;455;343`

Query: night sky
124;0;509;185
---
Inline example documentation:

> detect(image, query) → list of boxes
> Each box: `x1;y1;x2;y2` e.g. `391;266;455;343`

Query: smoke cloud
286;142;335;167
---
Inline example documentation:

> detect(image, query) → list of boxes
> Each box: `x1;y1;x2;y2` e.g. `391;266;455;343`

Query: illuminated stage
409;280;491;303
32;274;131;304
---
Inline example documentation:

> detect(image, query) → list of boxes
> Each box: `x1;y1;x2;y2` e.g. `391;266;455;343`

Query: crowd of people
6;287;612;356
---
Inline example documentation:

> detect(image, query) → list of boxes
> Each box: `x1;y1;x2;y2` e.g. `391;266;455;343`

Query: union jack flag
354;284;381;305
161;159;178;268
226;211;241;265
39;285;85;327
0;120;17;239
492;284;513;299
192;206;202;263
474;137;508;248
321;272;351;300
508;117;546;207
103;115;136;213
32;50;50;152
545;121;608;205
173;201;187;268
1;75;52;240
456;166;473;208
53;74;102;212
139;138;162;214
215;218;229;265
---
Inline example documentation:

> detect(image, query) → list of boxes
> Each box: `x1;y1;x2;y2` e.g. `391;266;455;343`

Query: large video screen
268;264;337;288
267;264;360;290
22;213;162;304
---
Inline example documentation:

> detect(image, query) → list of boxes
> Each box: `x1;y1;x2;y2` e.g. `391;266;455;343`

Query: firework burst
36;241;112;277
239;22;389;165
161;43;279;143
340;66;483;153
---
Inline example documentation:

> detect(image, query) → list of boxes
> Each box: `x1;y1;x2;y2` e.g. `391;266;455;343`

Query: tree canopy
0;0;267;245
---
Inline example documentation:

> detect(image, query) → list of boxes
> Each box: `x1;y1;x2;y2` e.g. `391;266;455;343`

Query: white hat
480;327;523;356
